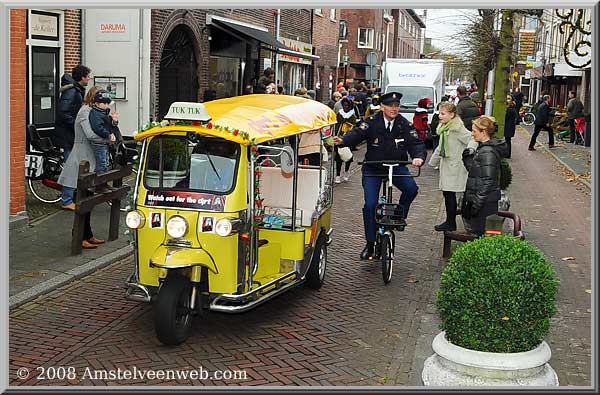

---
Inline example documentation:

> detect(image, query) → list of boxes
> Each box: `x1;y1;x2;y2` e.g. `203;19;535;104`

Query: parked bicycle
26;125;65;204
518;105;536;126
358;159;421;284
26;124;139;210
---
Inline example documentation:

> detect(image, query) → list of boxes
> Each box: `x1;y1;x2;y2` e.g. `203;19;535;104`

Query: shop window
358;28;374;49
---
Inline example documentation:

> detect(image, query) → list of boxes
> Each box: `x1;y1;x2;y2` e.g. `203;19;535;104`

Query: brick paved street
9;137;592;387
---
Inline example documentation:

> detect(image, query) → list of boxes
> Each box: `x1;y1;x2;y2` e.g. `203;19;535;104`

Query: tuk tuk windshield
144;135;239;193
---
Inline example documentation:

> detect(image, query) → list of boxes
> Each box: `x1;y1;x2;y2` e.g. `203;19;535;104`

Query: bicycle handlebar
358;160;414;165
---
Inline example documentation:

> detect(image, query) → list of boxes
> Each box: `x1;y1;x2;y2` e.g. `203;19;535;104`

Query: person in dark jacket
528;95;554;150
504;100;517;158
88;90;118;194
566;91;585;143
333;92;426;260
461;115;508;237
511;87;524;124
255;68;275;94
455;86;481;131
54;65;91;160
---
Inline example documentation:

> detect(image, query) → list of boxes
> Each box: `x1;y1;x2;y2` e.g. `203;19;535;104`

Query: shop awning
209;17;319;61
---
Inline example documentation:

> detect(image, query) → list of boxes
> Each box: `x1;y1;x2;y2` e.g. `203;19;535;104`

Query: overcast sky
418;9;480;55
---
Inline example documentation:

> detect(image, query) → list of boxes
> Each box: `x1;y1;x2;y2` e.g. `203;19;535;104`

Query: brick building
312;8;340;102
10;9;82;220
338;9;424;87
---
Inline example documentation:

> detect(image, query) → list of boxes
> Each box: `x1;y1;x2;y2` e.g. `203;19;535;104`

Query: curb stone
9;245;133;310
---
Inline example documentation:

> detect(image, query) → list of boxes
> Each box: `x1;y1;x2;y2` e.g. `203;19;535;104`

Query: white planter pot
422;332;559;386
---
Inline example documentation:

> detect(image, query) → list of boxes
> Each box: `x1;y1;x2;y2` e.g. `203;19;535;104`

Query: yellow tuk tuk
125;95;337;345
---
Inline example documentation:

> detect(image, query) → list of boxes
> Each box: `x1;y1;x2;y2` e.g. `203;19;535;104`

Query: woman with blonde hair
429;101;478;231
461;115;509;236
58;86;115;248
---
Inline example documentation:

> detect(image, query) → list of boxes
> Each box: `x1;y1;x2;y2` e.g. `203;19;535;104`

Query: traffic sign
366;51;378;66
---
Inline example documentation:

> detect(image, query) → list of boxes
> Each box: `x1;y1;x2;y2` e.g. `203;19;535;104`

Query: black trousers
464;200;498;236
529;124;554;148
505;136;512;158
83;212;93;240
442;191;457;226
334;146;352;176
568;118;578;143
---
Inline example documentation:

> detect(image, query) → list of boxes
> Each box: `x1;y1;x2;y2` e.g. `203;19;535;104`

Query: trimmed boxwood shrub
436;235;560;353
499;159;512;190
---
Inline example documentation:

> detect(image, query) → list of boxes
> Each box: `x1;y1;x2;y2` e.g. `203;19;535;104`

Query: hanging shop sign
279;38;313;65
30;11;59;41
96;13;131;42
93;76;126;100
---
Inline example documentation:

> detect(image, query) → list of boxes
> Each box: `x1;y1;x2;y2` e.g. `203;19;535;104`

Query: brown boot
87;236;105;245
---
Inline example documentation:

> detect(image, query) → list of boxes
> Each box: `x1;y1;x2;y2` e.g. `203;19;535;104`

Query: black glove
462;147;475;158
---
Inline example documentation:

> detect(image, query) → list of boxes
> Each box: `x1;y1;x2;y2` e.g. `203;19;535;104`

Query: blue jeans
92;144;110;173
63;147;71;162
362;166;419;242
61;186;75;206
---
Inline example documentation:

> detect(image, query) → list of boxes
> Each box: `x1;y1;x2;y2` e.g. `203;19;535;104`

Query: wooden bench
442;210;525;259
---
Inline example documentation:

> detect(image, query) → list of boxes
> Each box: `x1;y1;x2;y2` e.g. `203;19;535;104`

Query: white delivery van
381;58;445;126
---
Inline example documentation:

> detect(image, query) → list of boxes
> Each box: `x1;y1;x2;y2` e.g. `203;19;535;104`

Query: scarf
437;118;454;158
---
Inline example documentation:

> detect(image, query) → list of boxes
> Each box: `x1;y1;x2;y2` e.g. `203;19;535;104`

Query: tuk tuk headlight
166;215;188;238
215;218;242;237
126;210;145;229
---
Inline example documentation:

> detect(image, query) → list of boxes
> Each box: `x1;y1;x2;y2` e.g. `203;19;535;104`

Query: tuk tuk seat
259;165;327;227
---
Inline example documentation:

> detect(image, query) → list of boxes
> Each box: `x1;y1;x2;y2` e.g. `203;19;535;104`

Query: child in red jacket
413;98;432;142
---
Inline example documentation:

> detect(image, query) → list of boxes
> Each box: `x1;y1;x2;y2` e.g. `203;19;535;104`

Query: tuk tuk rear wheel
154;273;193;346
306;232;327;289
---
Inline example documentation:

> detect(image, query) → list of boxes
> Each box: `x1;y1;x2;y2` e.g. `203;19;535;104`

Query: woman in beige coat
428;102;478;231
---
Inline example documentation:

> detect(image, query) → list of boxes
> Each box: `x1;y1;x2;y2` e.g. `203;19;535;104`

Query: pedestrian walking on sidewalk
511;87;524;124
456;86;480;131
529;95;555;150
428;102;477;232
58;86;110;249
461;116;508;237
566;91;585;144
504;99;517;158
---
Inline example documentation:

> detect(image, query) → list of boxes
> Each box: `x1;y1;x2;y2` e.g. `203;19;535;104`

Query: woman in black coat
461;115;509;236
504;100;517;158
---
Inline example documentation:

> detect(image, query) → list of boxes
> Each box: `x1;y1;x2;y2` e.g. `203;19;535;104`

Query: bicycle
26;124;65;204
519;105;535;126
358;159;421;284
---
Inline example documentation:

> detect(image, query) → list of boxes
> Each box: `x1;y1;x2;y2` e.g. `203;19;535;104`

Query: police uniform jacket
341;111;427;172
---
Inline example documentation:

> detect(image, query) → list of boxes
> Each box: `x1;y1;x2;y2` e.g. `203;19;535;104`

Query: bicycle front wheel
522;113;535;126
381;233;393;284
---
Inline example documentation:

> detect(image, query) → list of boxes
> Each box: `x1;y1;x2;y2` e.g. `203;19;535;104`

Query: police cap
380;91;403;105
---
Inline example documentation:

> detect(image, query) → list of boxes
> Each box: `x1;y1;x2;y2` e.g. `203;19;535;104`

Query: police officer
333;91;427;260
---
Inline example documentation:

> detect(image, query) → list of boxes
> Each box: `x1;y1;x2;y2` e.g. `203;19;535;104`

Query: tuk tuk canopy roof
135;95;337;145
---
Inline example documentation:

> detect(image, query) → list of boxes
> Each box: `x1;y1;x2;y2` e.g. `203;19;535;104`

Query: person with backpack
428;102;477;232
461;115;509;237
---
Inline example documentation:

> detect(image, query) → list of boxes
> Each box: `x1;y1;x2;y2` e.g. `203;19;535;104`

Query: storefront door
28;46;60;140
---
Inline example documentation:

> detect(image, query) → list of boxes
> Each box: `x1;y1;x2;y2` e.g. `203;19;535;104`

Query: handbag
338;146;353;162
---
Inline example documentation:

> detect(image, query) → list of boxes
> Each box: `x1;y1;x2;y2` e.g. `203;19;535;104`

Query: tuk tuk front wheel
306;232;327;289
154;273;194;346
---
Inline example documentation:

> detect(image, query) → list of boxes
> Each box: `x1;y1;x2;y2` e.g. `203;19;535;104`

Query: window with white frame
379;32;385;51
339;20;348;40
358;28;374;48
315;8;323;16
330;8;336;21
